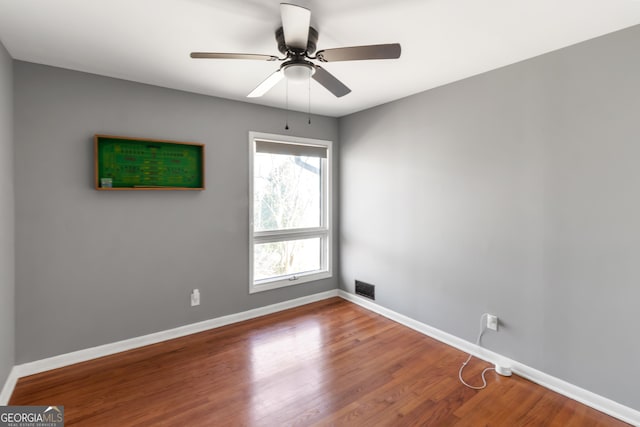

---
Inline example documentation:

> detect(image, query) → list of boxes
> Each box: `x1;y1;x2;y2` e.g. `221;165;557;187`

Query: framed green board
95;135;205;190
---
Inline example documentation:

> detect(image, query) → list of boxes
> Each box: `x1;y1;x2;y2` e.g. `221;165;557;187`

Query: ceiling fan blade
191;52;278;61
280;3;311;50
312;66;351;98
316;43;401;62
247;70;284;98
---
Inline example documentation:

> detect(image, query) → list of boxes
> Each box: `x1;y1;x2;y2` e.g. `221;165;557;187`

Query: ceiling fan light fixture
283;62;315;82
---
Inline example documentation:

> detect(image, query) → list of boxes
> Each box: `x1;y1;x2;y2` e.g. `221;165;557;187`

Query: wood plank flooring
10;297;628;426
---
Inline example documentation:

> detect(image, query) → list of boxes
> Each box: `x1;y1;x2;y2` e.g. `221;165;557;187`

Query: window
249;132;332;293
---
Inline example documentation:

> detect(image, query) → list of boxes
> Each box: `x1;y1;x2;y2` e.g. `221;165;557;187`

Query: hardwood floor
10;297;628;426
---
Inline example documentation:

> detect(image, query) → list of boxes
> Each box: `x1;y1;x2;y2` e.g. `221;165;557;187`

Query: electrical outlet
486;314;498;331
190;289;200;307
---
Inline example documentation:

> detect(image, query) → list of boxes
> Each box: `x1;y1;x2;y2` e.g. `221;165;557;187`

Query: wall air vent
355;280;375;300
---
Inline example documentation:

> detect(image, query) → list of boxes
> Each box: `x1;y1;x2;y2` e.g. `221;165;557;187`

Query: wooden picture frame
94;135;205;190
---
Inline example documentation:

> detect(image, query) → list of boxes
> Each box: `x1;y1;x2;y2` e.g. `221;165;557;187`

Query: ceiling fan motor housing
276;26;318;55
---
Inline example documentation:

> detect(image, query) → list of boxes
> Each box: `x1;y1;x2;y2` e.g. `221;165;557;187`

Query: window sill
249;271;332;294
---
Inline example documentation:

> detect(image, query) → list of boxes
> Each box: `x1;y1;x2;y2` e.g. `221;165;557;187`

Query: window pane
254;153;321;231
254;237;321;281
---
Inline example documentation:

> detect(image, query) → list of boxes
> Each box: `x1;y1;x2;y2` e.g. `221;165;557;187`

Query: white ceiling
1;0;640;117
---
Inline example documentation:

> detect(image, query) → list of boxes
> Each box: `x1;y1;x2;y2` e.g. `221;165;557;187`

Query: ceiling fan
191;2;401;98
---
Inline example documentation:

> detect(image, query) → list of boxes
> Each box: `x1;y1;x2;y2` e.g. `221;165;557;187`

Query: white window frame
249;131;332;293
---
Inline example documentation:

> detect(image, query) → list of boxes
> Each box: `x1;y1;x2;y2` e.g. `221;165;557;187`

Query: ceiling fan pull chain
285;79;290;130
308;75;311;125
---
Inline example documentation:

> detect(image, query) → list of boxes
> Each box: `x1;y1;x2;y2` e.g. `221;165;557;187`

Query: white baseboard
0;366;19;405
4;289;338;390
338;290;640;426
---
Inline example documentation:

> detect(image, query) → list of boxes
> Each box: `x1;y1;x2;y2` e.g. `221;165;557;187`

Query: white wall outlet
190;289;200;307
486;314;498;331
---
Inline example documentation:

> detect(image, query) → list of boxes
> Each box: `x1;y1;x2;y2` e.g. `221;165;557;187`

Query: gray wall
14;62;339;363
339;25;640;410
0;41;15;388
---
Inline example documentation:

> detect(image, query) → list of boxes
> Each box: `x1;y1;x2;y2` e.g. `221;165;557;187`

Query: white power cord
458;313;495;390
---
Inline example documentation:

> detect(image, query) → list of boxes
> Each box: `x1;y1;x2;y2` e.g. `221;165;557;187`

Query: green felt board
96;136;204;189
